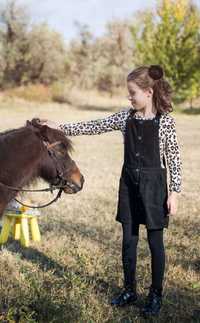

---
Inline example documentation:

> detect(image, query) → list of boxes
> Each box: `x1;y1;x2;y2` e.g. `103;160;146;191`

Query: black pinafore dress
116;110;169;229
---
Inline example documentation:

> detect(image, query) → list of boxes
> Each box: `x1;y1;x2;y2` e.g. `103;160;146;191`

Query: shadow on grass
6;240;119;297
40;217;155;258
181;258;200;275
4;241;200;322
3;214;199;322
111;287;200;322
1;243;82;322
161;287;200;323
166;217;200;273
41;217;122;251
2;244;147;320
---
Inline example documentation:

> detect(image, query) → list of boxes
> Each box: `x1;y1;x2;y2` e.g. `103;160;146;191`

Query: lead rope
0;141;74;209
14;188;63;209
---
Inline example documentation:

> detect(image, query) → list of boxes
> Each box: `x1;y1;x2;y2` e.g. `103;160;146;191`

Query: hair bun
148;65;164;80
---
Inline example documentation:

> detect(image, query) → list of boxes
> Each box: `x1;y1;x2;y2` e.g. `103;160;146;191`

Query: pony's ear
28;118;55;143
26;120;31;127
35;124;56;143
26;120;41;135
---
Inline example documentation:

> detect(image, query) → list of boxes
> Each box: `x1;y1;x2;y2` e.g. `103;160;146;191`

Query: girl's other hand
167;192;179;216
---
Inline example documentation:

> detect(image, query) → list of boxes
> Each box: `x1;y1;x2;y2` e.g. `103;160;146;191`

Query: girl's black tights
122;223;165;292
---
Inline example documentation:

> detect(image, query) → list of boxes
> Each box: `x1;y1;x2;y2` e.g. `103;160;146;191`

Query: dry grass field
0;93;199;322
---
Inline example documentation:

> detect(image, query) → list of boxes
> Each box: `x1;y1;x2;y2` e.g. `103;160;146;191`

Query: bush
50;81;73;104
5;84;52;102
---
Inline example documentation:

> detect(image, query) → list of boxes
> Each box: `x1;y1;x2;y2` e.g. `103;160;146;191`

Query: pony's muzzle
64;174;84;194
73;174;84;192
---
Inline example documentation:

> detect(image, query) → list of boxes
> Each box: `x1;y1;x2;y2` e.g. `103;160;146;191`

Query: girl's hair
127;65;173;114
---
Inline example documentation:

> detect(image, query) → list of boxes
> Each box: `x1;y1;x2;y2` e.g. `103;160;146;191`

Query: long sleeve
165;117;182;193
58;109;130;136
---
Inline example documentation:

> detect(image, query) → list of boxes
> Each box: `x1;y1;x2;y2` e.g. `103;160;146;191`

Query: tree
66;20;134;94
28;24;66;84
93;20;134;94
0;0;66;87
66;23;95;89
131;0;200;103
0;0;30;86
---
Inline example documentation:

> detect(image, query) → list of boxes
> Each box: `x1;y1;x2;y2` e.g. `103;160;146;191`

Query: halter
0;141;77;209
43;140;76;189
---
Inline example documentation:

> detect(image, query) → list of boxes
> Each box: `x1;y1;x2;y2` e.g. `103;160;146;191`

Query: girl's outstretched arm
56;110;130;136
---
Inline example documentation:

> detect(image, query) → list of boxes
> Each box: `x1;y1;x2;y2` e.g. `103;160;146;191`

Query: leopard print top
59;108;182;193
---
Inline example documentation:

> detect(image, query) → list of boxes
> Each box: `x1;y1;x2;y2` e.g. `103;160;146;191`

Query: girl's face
127;81;153;111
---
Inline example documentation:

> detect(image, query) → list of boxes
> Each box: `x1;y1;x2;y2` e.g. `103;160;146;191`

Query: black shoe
111;289;137;307
141;286;162;317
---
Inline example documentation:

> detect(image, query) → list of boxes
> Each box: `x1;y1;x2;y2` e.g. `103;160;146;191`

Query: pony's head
27;118;84;194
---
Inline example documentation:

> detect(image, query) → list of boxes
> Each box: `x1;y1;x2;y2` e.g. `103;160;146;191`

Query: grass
0;93;199;322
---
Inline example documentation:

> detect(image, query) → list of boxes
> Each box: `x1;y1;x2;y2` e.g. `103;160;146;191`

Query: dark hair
127;65;173;114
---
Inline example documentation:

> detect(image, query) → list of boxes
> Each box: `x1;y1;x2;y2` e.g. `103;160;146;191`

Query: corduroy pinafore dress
116;109;169;229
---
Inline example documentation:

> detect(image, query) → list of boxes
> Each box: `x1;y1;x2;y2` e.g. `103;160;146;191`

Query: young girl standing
40;65;182;317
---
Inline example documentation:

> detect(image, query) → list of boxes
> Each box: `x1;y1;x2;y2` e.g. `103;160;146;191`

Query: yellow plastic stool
0;206;41;247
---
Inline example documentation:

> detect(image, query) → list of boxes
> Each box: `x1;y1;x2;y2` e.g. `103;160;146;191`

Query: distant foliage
131;0;200;103
66;21;134;95
5;84;53;102
27;24;66;84
0;0;199;103
0;0;30;86
0;0;66;87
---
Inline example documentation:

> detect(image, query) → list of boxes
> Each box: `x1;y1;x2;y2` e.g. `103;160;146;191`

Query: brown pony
0;118;84;216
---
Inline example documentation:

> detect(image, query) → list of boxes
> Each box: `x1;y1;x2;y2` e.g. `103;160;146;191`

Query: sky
0;0;157;42
0;0;199;43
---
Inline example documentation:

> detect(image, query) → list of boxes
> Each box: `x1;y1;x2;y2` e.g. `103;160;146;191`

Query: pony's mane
0;127;25;137
0;121;73;153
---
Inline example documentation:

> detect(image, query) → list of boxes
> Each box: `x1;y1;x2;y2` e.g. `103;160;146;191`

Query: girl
40;65;182;317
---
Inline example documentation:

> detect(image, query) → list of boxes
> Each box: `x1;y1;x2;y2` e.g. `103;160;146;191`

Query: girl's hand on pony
167;192;179;216
37;119;60;129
